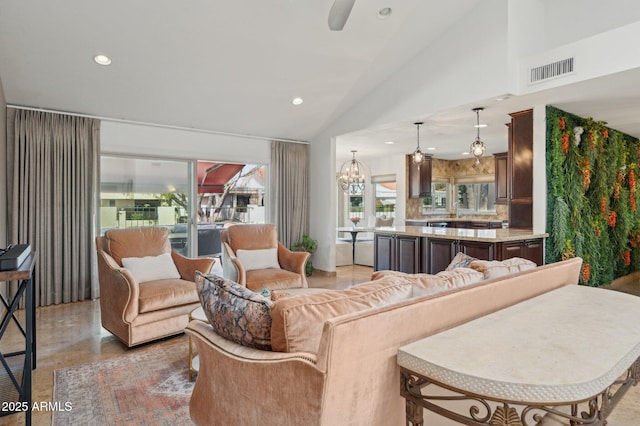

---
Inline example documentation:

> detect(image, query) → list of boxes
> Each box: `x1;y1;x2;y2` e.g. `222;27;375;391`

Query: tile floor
0;265;639;425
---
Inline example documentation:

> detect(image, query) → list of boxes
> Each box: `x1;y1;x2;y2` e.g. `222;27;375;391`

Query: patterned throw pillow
196;273;273;350
445;252;478;270
469;257;537;279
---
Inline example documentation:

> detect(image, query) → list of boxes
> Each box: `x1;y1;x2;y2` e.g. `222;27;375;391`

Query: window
372;175;396;219
422;181;450;213
456;183;496;213
100;156;192;254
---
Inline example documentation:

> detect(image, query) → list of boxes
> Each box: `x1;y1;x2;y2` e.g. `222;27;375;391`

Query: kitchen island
374;226;548;274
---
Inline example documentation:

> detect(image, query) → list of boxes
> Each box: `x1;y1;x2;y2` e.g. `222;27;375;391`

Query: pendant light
412;122;425;167
338;150;366;194
470;107;486;165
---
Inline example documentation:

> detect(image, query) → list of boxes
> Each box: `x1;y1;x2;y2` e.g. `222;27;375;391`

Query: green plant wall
546;106;640;286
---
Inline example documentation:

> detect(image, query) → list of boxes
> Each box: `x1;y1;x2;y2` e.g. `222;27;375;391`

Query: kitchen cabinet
494;151;508;205
424;238;457;274
500;239;543;266
459;240;496;261
508;110;533;228
374;234;421;273
407;154;432;198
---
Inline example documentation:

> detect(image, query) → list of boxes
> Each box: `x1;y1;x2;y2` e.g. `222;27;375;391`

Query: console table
0;253;36;426
398;285;640;425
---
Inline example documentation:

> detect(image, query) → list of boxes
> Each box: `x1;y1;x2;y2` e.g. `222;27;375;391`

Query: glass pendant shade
412;122;425;167
338;150;366;194
470;108;486;165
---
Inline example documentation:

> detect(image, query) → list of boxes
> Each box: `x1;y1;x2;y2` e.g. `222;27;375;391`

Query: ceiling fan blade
328;0;356;31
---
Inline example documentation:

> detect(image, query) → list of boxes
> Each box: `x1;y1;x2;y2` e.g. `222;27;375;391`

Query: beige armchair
221;224;309;292
96;227;215;347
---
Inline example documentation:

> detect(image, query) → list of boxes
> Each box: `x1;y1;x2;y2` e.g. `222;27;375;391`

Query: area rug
52;340;195;425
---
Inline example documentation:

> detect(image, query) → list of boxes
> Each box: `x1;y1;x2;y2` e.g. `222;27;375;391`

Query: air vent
528;57;574;85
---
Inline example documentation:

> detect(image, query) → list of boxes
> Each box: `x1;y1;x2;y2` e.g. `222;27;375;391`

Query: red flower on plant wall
601;196;608;219
608;211;617;227
582;263;591;282
623;250;631;266
559;117;566;130
602;128;609;139
561;133;569;154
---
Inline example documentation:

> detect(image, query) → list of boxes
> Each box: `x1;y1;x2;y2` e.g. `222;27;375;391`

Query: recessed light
474;124;488;128
378;7;392;19
495;94;511;101
462;152;470;155
427;147;436;151
291;97;304;106
94;54;112;66
384;141;395;145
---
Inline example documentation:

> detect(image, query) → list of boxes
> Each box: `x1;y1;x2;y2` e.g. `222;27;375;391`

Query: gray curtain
6;109;100;307
270;141;309;248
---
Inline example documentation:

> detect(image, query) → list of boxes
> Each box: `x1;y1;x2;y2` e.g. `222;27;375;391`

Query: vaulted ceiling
2;1;640;164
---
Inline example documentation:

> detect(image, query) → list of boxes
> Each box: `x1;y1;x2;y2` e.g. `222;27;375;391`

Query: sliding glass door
99;156;193;255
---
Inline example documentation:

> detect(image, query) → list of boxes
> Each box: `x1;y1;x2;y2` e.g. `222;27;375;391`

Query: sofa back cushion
105;227;171;266
196;273;273;350
371;268;484;297
271;277;413;353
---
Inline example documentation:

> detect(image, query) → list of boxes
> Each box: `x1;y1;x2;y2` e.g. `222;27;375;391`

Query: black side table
0;253;36;425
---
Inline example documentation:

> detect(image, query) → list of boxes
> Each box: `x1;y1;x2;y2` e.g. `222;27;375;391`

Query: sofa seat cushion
246;268;303;292
271;277;413;353
138;278;199;314
371;268;484;297
196;273;273;350
470;257;537;279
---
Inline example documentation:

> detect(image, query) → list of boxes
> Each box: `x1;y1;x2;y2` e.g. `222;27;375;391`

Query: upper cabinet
407;154;432;198
508;109;534;229
494;151;508;205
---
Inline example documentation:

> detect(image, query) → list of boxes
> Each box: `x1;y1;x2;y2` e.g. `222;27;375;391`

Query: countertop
405;217;504;223
374;226;547;242
398;285;640;403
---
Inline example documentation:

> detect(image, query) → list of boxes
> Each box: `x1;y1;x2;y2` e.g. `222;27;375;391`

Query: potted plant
291;235;318;276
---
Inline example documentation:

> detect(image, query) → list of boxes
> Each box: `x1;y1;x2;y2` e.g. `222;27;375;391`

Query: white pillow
121;253;181;283
236;248;280;271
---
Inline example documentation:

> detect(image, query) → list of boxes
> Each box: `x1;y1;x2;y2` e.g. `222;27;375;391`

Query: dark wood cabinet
459;240;496;261
499;238;544;265
407;155;432;198
425;238;457;274
374;234;420;273
508;110;533;228
494;151;508;205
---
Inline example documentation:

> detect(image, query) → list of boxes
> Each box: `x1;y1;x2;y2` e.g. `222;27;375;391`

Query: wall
0;76;6;247
310;0;511;272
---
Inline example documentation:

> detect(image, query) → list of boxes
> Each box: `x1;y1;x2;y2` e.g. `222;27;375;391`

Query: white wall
541;0;640;49
310;0;511;272
101;121;271;164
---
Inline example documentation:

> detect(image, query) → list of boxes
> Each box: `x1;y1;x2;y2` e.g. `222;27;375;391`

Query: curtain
270;141;309;248
6;109;100;307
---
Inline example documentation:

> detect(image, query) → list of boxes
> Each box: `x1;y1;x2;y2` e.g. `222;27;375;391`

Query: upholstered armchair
96;227;215;347
220;224;309;292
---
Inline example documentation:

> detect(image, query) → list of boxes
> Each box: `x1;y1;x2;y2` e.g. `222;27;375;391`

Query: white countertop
398;285;640;403
375;225;547;242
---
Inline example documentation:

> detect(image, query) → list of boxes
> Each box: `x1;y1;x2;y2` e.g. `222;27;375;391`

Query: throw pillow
121;253;181;283
196;273;273;350
236;248;280;271
445;252;478;270
470;257;537;279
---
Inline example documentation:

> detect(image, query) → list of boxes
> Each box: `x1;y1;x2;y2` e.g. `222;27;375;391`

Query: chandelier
470;107;486;165
411;122;425;167
338;150;366;194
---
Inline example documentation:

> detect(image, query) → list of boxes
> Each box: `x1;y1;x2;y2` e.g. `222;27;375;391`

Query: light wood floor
1;265;639;425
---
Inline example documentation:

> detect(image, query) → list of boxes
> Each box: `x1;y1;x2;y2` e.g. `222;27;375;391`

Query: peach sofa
186;257;582;425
